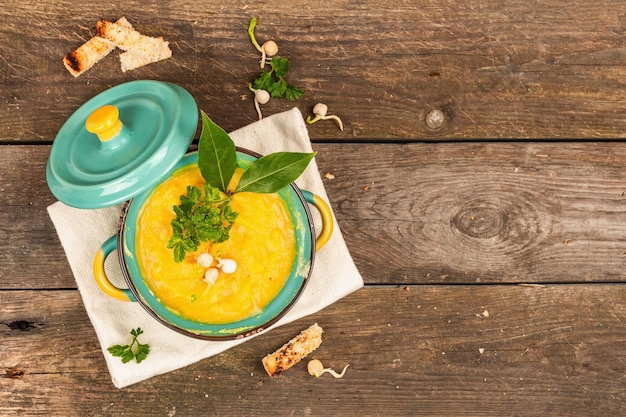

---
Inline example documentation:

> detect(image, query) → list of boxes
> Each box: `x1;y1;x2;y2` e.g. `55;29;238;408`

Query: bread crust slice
63;37;115;77
96;17;172;71
63;17;172;77
119;47;172;72
62;18;132;77
262;323;323;376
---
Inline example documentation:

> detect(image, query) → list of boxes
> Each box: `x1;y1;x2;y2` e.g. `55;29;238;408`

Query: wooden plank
1;143;624;289
2;1;626;141
1;285;625;416
0;146;71;289
321;142;626;285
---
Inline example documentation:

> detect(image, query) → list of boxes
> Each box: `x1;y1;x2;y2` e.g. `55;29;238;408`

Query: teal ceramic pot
93;148;334;340
47;80;334;340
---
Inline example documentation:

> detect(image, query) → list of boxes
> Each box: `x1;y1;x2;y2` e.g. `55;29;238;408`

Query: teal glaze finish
118;150;315;339
46;80;198;209
301;190;315;206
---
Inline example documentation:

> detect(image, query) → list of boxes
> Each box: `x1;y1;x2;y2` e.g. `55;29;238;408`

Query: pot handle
301;190;334;251
93;235;135;302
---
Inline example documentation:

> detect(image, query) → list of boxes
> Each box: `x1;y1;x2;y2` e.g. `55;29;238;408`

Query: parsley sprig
107;327;150;364
252;56;304;100
167;183;238;263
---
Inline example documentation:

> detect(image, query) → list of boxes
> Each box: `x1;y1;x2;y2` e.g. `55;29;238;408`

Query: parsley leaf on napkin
108;328;151;364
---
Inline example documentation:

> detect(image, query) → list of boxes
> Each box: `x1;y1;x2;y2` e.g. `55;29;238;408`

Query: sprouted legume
306;103;344;131
307;359;349;378
247;83;270;120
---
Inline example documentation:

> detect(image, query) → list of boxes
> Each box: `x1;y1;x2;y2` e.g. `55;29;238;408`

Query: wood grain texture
2;1;626;141
2;286;625;416
2;2;626;415
1;143;623;289
319;142;626;285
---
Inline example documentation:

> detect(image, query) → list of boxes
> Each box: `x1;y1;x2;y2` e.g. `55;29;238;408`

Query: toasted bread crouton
119;47;172;72
96;17;172;71
62;18;132;77
64;17;172;76
63;18;133;77
63;37;115;77
262;323;323;377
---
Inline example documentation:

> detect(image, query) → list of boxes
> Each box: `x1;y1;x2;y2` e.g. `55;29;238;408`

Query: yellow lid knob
85;105;123;142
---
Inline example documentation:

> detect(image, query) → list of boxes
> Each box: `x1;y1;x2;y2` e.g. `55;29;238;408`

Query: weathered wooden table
2;1;625;416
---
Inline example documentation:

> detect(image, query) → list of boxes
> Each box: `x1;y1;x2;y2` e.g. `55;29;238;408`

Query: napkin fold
47;108;363;388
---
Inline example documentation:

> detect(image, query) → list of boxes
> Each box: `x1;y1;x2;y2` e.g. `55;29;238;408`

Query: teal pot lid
46;80;198;209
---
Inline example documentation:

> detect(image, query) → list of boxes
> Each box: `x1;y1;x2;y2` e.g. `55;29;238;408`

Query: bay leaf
197;111;237;192
235;152;316;194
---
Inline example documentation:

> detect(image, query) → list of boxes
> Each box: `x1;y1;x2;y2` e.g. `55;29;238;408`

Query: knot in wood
425;109;445;130
451;207;506;239
7;320;37;331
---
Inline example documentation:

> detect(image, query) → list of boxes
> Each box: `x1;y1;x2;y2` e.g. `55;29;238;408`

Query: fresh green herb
236;151;316;193
167;115;314;262
198;116;316;195
198;111;237;192
107;327;150;364
253;57;304;100
167;183;238;263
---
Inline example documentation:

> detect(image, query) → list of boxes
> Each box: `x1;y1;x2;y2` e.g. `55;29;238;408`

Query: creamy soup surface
136;165;296;324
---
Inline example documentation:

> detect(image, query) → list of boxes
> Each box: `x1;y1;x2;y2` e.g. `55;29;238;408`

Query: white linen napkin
47;108;363;388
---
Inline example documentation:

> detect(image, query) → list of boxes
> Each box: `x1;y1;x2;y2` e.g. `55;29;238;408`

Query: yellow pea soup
136;165;296;324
